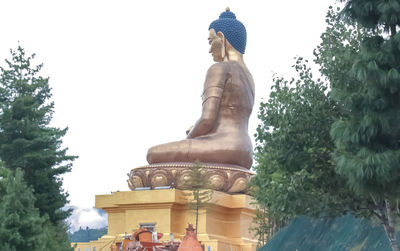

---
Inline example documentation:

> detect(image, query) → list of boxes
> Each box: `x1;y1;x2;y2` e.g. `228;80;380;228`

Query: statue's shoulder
207;62;230;73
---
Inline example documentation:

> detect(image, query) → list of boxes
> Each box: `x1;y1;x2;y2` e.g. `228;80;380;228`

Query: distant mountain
261;215;400;251
69;226;107;243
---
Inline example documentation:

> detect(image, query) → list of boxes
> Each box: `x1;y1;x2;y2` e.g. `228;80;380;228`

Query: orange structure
177;224;203;251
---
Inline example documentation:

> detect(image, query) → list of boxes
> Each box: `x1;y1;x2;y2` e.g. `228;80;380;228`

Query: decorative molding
127;162;255;194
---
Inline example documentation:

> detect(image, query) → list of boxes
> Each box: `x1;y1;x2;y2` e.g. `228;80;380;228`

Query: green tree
330;1;400;250
0;167;73;251
254;4;400;250
253;56;353;218
41;221;74;251
0;168;45;251
181;161;213;234
252;6;377;239
340;0;400;35
0;46;77;224
249;203;270;250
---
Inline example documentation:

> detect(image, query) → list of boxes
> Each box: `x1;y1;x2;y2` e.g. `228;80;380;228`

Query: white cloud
67;206;108;233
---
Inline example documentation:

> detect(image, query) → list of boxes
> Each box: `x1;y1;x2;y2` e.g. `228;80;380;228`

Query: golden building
72;188;257;251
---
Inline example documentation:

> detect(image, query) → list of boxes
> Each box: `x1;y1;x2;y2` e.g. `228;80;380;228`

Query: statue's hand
186;125;194;136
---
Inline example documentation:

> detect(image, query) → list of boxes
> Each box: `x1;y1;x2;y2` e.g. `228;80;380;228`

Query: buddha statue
146;8;255;169
129;9;254;193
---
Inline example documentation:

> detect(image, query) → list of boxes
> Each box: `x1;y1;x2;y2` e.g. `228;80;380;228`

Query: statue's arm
187;63;228;139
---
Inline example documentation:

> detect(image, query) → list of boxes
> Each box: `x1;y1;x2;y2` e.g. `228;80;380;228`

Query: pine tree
181;161;213;234
340;0;400;35
331;1;400;250
41;221;74;251
0;168;45;251
0;46;77;224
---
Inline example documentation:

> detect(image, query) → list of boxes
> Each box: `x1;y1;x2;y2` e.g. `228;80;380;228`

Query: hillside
69;227;107;243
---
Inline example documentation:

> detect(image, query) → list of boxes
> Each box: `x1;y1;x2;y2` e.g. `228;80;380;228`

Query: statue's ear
217;32;226;59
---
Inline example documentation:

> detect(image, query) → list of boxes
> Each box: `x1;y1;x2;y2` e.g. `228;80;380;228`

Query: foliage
69;226;108;243
0;46;77;223
340;0;400;34
0;46;75;250
253;57;343;214
251;6;378;240
331;2;400;196
41;221;74;251
253;3;400;250
251;54;357;234
331;1;400;250
315;6;373;90
0;168;45;251
249;204;269;250
181;161;213;233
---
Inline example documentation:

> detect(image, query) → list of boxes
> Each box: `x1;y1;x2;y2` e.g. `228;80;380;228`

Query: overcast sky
0;0;335;216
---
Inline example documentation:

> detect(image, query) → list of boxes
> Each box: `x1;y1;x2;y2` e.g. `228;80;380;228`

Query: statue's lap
147;136;253;169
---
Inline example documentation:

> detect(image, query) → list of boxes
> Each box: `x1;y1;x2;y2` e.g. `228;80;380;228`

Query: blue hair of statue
209;10;247;54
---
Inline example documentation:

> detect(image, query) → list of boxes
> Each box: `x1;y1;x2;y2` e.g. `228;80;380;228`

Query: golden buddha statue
146;8;255;169
129;8;255;193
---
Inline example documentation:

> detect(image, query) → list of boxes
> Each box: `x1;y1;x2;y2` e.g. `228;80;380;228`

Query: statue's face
208;29;224;62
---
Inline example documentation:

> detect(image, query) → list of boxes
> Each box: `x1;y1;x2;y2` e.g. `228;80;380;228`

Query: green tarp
261;215;399;251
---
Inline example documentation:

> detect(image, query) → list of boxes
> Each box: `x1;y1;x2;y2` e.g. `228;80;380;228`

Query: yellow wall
171;204;187;237
74;189;258;251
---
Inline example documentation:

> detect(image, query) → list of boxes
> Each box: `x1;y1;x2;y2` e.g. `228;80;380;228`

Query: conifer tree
330;1;400;250
181;161;213;234
0;168;45;251
41;221;74;251
0;46;77;224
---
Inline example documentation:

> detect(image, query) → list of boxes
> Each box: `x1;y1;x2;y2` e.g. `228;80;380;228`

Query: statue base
72;189;258;251
128;162;254;194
